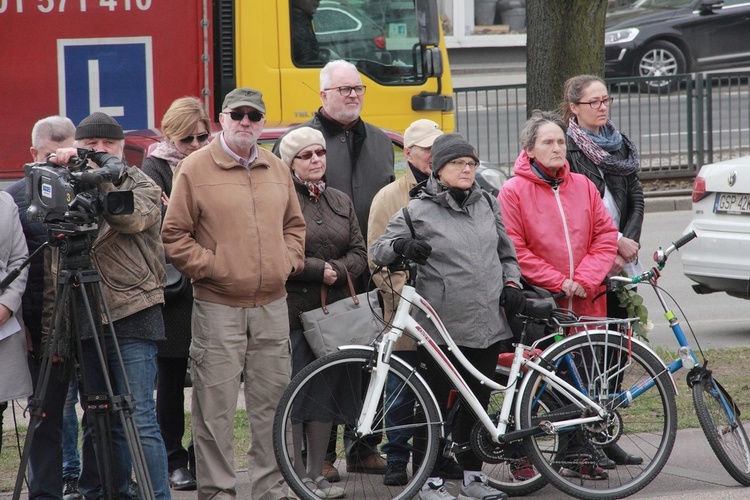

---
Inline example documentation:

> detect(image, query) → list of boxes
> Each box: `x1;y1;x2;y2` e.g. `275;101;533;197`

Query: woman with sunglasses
278;126;366;498
141;96;210;492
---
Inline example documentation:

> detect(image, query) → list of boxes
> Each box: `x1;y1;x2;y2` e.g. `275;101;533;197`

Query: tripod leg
73;284;123;500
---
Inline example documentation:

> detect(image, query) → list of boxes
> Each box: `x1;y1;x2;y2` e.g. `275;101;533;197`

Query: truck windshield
290;0;427;85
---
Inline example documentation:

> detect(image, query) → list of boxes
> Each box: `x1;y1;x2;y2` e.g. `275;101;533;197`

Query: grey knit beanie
430;133;479;174
278;127;326;167
75;112;124;140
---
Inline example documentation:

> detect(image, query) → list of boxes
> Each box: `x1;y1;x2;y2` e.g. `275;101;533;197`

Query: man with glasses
276;59;394;264
162;87;306;500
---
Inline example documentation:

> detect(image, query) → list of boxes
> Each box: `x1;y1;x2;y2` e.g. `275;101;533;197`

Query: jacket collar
513;150;569;187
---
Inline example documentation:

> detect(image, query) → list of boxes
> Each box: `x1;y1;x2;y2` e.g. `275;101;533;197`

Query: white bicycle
273;261;678;499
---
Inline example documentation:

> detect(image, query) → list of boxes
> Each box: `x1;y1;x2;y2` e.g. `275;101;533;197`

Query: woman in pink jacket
498;110;618;319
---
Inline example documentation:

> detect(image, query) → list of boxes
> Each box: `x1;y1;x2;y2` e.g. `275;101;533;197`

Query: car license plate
714;193;750;214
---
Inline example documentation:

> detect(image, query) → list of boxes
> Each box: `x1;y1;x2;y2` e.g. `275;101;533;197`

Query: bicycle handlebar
610;230;697;286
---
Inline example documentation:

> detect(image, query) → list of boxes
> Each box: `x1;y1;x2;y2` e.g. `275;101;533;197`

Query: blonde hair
161;97;211;143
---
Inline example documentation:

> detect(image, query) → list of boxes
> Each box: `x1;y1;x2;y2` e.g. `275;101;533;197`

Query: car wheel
636;40;686;92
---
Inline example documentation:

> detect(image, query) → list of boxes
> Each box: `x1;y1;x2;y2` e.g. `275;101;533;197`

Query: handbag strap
320;267;358;314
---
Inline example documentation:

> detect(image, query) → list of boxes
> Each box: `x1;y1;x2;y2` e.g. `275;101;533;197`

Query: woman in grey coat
371;134;525;500
0;191;32;449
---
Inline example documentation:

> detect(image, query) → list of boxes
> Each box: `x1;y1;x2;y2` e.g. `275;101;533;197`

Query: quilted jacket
286;178;367;330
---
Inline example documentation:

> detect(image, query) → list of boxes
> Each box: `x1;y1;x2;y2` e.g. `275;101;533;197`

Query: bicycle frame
354;282;613;444
611;243;741;429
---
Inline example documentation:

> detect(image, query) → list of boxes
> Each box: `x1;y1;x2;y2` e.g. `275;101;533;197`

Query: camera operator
45;112;170;499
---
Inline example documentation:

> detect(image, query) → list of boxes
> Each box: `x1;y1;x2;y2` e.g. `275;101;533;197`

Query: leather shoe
605;443;643;465
346;453;387;474
322;460;341;483
594;446;616;469
169;467;197;491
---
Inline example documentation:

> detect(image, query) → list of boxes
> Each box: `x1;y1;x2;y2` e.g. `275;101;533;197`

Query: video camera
24;148;134;232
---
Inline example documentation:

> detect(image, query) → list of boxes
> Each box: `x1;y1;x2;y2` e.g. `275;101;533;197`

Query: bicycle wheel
476;388;551;497
692;375;750;485
517;332;677;499
273;348;441;500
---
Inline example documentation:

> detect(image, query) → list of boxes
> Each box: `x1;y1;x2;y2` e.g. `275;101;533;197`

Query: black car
604;0;750;91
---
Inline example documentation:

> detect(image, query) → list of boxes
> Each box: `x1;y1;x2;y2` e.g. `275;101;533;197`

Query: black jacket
566;135;645;243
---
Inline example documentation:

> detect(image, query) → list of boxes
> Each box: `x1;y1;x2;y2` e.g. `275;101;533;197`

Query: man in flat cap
47;111;170;499
162;88;306;500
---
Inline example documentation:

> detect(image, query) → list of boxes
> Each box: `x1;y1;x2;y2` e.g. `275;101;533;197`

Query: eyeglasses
324;85;367;96
179;133;210;144
226;110;264;122
295;148;326;160
447;159;478;170
576;97;615;109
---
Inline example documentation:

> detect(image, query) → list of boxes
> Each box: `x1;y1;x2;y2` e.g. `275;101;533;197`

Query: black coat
142;155;192;358
286;179;367;331
566;135;645;243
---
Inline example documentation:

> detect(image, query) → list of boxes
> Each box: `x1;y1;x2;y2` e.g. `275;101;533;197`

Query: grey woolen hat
430;133;479;174
75;112;124;140
278;127;326;167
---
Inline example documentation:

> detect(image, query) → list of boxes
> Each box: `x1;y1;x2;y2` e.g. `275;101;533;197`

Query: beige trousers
190;296;291;500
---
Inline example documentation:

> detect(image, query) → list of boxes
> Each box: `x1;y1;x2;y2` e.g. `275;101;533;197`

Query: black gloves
501;285;526;318
393;238;432;265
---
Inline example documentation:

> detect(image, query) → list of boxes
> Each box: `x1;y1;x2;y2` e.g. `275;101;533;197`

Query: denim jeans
62;375;81;479
78;336;170;500
381;351;417;463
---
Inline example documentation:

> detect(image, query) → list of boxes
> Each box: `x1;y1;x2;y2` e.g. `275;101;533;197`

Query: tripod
13;225;156;500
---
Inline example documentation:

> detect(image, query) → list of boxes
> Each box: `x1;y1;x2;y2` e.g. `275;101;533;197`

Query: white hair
31;116;75;150
319;60;359;91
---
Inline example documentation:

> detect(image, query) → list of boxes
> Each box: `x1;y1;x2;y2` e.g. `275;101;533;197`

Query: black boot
604;443;643;465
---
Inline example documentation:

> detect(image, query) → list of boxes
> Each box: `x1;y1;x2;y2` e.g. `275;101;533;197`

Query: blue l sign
58;37;154;130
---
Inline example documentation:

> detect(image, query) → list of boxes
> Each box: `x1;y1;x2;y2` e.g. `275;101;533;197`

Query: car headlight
604;28;639;45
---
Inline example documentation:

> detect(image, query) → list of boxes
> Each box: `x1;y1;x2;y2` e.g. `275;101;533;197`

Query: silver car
682;155;750;298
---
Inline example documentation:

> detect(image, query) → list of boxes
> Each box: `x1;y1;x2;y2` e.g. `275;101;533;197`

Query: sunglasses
295;148;326;160
226;110;264;122
179;133;210;144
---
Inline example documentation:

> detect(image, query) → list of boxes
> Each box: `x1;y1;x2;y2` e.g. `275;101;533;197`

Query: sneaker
558;455;609;480
419;479;457;499
458;474;507;500
510;459;537;482
62;477;83;500
383;460;408;486
303;476;345;499
437;457;463;480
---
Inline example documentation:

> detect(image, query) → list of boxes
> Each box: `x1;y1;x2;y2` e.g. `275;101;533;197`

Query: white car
682;155;750;299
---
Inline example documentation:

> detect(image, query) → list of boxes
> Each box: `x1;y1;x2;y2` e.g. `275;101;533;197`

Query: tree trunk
526;0;608;117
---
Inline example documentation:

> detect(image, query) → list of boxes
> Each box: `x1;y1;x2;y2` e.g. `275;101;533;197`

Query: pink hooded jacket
498;150;618;318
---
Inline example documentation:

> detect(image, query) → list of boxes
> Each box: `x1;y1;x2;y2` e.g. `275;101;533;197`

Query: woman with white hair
279;126;367;498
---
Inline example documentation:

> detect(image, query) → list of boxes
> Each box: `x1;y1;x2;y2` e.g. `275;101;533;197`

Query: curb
645;196;692;214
